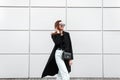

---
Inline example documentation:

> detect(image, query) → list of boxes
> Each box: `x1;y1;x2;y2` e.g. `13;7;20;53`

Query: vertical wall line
28;0;31;79
102;0;104;78
65;0;67;30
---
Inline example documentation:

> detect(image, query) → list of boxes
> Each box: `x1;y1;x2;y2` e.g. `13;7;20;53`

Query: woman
41;20;73;80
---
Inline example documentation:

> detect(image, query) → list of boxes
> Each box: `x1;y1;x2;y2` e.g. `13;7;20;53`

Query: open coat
41;31;73;78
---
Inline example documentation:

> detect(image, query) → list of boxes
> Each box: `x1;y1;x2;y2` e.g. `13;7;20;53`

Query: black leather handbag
62;51;71;60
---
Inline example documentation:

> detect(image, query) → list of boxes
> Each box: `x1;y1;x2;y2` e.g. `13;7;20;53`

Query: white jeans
55;49;70;80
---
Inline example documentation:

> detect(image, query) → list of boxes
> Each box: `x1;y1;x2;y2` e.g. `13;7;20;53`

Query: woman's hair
54;20;62;29
52;20;62;35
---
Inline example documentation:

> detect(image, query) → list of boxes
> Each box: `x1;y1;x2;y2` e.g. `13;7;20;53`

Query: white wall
0;0;120;78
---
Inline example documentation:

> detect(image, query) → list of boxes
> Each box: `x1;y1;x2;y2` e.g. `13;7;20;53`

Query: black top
51;33;65;50
59;34;65;50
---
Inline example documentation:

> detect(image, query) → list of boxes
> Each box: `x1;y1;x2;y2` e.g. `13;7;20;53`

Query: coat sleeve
51;34;62;45
68;33;73;60
65;33;74;60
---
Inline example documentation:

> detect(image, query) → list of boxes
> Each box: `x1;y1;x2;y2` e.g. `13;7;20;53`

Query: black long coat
41;31;73;78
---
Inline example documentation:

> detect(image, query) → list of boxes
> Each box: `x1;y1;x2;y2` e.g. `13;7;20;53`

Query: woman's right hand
69;60;73;66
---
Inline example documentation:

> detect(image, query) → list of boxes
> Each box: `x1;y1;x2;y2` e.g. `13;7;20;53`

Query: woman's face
58;25;64;31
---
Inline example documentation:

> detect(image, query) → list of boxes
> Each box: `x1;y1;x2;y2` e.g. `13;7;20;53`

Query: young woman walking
41;20;74;80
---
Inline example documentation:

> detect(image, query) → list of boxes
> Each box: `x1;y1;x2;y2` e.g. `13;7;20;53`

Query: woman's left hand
69;60;73;66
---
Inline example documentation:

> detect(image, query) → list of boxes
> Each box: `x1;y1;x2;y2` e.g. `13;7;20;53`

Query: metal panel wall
0;0;120;78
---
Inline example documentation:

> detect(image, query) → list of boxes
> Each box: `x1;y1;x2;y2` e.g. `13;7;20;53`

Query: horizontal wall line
0;53;120;55
0;6;29;8
0;29;53;31
67;6;120;8
0;29;29;31
31;6;102;8
0;6;120;8
103;7;120;8
0;6;65;8
0;29;120;31
31;6;66;8
67;30;120;31
3;77;119;79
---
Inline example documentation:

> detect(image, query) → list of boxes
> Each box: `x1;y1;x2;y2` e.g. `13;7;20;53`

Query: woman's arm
68;33;73;60
64;32;73;60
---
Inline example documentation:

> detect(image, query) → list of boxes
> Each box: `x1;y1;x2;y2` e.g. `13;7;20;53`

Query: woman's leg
56;71;62;80
55;49;70;80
